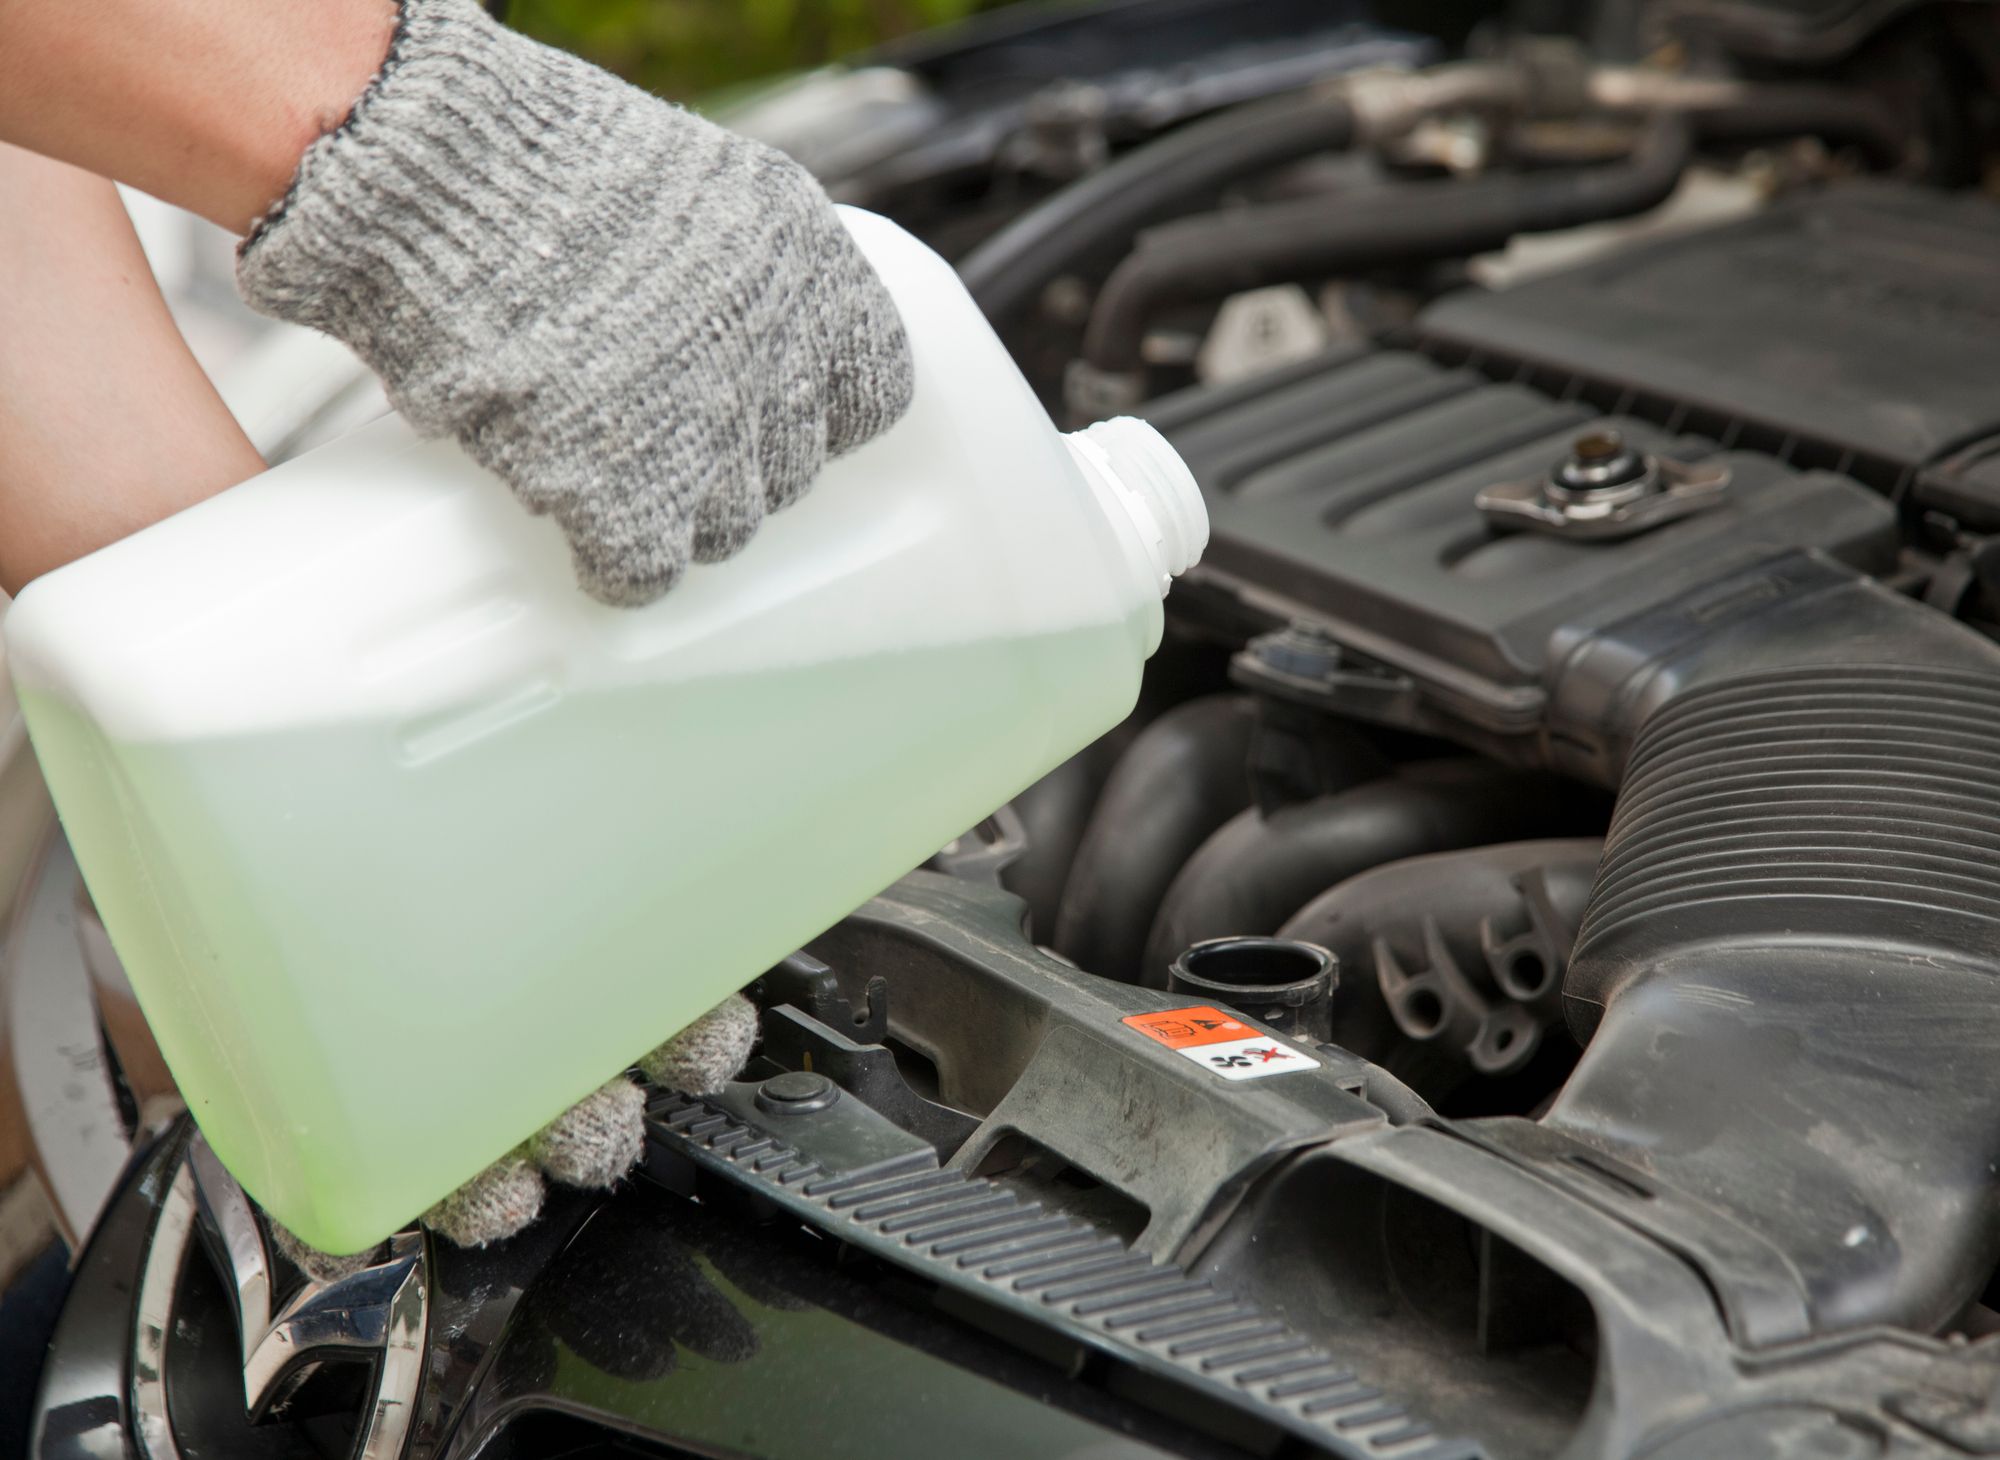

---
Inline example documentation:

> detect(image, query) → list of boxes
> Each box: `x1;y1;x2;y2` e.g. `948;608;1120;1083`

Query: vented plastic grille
1575;666;2000;960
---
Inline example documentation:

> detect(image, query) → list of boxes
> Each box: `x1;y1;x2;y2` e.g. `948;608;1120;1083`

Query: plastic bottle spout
1065;417;1209;595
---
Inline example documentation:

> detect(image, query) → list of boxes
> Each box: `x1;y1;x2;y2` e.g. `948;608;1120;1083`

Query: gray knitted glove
237;0;913;605
275;993;759;1281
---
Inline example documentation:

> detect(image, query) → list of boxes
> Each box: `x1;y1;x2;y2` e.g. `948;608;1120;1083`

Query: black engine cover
1146;183;2000;761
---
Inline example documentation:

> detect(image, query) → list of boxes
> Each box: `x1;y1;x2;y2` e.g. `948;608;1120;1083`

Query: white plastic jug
4;208;1207;1254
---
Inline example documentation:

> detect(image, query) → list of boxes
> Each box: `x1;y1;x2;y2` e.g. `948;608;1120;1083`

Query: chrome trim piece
133;1159;197;1460
132;1134;429;1460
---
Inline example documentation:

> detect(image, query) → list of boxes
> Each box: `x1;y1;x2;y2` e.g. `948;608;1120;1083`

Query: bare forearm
0;0;394;234
0;145;266;592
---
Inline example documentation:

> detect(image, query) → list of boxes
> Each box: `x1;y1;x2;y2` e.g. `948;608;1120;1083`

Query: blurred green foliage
509;0;997;98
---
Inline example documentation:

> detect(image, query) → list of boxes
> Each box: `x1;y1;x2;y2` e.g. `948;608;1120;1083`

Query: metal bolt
1550;429;1648;498
1571;429;1625;463
1249;620;1344;681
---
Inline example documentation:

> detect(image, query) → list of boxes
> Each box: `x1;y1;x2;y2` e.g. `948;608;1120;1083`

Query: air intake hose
1546;557;2000;1334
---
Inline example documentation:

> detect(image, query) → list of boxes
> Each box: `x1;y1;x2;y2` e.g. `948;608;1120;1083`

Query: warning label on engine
1121;1005;1319;1081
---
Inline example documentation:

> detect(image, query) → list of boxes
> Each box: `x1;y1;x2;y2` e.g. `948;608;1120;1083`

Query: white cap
1065;417;1209;595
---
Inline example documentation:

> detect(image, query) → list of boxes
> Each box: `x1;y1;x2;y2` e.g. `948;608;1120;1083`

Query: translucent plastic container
4;208;1206;1253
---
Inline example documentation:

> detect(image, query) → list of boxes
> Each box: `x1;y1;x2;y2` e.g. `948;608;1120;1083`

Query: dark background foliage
509;0;1014;98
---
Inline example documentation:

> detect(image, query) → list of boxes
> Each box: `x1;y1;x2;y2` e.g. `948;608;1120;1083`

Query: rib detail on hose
1574;665;2000;962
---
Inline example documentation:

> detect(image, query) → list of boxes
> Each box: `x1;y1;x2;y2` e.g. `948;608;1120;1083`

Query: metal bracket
1477;431;1731;541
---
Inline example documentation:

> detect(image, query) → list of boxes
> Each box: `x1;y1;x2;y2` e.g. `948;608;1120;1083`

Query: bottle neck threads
1065;417;1209;596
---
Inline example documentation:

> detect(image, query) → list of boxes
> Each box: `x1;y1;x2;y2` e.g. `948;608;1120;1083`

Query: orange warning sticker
1121;1006;1257;1050
1122;1005;1321;1081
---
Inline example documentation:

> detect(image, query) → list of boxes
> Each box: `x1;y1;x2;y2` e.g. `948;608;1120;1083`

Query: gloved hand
273;993;758;1283
236;0;913;606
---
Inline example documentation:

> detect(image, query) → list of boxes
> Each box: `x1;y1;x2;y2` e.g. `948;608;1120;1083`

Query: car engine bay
22;1;2000;1457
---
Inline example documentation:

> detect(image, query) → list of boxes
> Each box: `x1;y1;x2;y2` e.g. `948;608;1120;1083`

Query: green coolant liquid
24;622;1138;1252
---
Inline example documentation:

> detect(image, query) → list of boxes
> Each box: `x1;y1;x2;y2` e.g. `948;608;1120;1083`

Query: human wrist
240;0;595;344
230;0;401;235
0;0;397;236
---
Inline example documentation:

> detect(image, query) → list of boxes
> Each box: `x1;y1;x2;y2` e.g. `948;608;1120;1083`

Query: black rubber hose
1140;760;1604;987
1051;696;1256;982
999;734;1128;941
1082;85;1910;373
1083;114;1692;372
1672;84;1906;171
1052;697;1384;983
957;86;1357;328
1536;560;2000;1336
